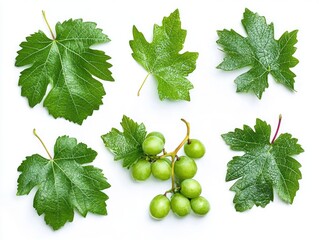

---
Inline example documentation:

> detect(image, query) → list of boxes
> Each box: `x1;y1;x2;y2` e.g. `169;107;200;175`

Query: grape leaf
15;16;114;124
101;115;147;168
217;8;298;99
221;118;304;212
129;9;198;101
17;135;110;230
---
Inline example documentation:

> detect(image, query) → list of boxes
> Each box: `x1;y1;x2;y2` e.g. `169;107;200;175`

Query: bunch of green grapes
130;128;210;219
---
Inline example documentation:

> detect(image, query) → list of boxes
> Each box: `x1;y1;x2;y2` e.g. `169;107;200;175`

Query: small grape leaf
17;135;110;230
15;17;114;124
129;9;198;101
101;115;147;168
221;118;304;212
217;8;298;99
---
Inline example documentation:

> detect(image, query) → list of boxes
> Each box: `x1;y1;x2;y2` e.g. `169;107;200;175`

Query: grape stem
33;129;53;160
160;119;190;193
271;114;282;144
42;10;56;40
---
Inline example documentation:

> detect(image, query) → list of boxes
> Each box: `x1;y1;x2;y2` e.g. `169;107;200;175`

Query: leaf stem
33;129;53;160
271;114;282;144
42;10;55;40
137;73;150;96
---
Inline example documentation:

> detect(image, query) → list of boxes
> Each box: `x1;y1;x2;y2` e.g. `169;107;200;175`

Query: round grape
191;196;210;215
142;136;164;155
174;156;197;180
151;158;171;180
149;194;170;219
184;139;205;159
146;131;165;144
131;159;151;181
170;193;191;217
180;179;202;199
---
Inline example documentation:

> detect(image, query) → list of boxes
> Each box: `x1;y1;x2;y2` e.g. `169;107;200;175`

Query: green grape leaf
101;115;147;168
217;8;298;99
17;135;111;230
15;16;114;124
221;118;304;212
129;9;198;101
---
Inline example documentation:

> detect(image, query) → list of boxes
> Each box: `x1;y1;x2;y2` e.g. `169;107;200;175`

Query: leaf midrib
53;41;80;118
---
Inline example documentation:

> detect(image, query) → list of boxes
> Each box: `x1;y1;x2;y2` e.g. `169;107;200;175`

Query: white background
1;0;318;239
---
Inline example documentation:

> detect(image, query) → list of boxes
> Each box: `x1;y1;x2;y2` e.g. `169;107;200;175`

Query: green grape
149;194;170;219
131;159;151;181
170;193;191;217
184;139;205;159
142;136;164;155
180;179;202;199
151;158;171;180
191;196;210;215
174;156;197;180
146;131;165;144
